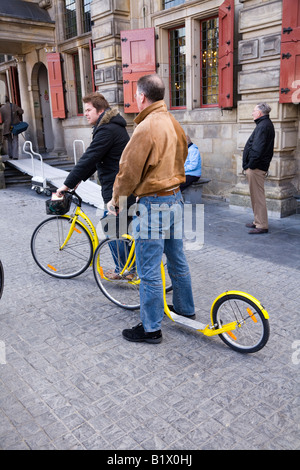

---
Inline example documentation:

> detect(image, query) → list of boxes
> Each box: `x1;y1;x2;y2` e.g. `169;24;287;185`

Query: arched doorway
32;62;54;152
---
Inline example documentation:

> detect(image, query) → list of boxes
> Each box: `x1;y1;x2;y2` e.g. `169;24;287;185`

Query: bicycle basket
46;193;72;215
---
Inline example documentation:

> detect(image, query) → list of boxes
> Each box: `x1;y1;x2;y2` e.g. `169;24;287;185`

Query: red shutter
279;42;300;103
218;55;234;109
9;66;21;107
218;0;234;109
47;53;66;119
279;0;300;104
121;28;156;113
281;0;300;43
219;0;234;58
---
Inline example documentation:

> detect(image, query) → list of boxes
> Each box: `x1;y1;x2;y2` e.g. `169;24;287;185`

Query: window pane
201;18;219;106
163;0;185;10
82;0;91;33
73;53;83;114
169;27;186;108
65;0;77;39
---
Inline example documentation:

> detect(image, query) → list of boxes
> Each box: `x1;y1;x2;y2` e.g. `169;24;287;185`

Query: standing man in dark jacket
243;102;275;234
0;96;24;159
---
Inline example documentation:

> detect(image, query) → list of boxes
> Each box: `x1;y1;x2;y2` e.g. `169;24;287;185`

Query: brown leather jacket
112;100;187;204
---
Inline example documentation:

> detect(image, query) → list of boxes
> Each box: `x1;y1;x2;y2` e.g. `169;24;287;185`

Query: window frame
168;25;187;110
163;0;185;10
200;16;219;108
72;52;83;115
153;0;234;112
64;0;78;40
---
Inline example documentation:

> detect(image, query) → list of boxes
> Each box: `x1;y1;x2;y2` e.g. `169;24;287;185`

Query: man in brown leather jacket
108;74;195;344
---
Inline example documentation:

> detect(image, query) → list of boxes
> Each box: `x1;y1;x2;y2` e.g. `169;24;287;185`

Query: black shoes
248;228;268;234
122;323;162;343
246;223;268;234
168;305;196;319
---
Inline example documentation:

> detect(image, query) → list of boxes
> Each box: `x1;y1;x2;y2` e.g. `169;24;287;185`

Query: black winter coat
64;108;130;203
242;114;275;172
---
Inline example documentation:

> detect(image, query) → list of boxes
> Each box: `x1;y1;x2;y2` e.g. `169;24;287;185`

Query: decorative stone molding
239;0;282;32
238;34;281;63
38;0;52;10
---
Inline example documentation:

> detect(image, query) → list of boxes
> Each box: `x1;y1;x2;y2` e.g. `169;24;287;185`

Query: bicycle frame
61;205;99;254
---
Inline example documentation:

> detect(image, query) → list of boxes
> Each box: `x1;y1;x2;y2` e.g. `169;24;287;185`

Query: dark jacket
242;114;275;172
64;107;130;203
0;102;24;136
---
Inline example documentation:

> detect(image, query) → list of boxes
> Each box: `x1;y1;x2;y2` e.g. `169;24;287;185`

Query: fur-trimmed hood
96;107;127;129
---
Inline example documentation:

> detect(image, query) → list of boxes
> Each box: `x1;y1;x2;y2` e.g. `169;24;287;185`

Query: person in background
243;102;275;234
0;96;24;160
180;135;201;191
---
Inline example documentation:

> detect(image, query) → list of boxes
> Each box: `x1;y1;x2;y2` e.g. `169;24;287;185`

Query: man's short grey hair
257;102;271;115
137;74;165;103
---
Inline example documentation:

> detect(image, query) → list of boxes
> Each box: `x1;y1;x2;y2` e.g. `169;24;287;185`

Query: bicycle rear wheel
212;292;270;353
93;237;140;310
31;216;93;278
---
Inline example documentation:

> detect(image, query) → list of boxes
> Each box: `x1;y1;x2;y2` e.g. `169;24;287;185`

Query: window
64;0;77;39
73;53;83;114
163;0;185;9
82;0;92;33
169;27;186;109
201;18;219;106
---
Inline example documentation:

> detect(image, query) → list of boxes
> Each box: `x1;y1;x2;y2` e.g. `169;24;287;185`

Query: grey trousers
4;134;19;159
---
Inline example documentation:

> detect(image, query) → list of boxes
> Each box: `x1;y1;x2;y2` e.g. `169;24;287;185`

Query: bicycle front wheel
31;216;93;278
93;237;140;310
212;292;270;353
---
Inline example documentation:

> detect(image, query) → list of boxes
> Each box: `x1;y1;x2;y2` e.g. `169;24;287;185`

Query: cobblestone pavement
0;186;299;450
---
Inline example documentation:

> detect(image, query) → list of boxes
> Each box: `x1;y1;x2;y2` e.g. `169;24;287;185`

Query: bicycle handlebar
65;190;83;207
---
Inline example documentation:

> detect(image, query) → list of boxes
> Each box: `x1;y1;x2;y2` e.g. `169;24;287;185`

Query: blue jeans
132;190;194;332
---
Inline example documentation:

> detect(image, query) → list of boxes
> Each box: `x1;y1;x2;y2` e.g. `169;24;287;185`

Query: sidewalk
0;185;299;450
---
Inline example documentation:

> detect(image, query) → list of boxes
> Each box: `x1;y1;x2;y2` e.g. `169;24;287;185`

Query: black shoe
245;223;256;228
248;228;268;234
122;323;162;343
168;305;196;319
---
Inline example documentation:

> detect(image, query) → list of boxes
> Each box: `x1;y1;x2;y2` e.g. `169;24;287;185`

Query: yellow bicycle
31;191;172;288
31;192;99;278
93;234;270;354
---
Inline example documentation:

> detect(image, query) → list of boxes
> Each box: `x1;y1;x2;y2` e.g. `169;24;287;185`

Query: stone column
230;0;299;217
91;0;130;108
15;55;35;150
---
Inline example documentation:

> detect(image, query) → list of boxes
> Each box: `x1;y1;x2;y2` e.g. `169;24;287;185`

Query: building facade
0;0;299;216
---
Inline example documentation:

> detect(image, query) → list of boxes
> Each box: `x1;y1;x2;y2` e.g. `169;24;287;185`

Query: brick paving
0;186;299;450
